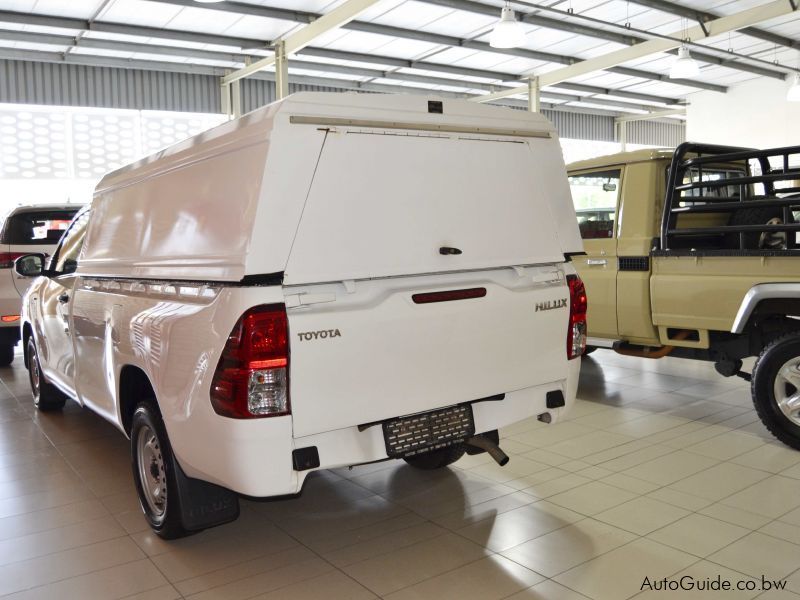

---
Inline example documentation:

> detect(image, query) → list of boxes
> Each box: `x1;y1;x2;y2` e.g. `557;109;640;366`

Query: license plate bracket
383;404;475;458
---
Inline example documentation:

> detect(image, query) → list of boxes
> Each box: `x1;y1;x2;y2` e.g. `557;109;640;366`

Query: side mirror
14;253;45;278
62;258;78;275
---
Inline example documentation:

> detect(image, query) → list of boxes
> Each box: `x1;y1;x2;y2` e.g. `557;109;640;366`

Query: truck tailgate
286;267;569;438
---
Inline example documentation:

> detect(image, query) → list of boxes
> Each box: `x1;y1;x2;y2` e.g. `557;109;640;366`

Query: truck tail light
210;304;290;419
0;253;25;269
567;274;587;360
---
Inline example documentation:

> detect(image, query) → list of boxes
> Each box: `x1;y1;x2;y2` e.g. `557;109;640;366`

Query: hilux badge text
297;329;342;341
535;298;568;312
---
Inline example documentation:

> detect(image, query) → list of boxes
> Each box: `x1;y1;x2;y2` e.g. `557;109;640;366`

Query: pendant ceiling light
670;44;700;79
490;2;526;49
788;73;800;102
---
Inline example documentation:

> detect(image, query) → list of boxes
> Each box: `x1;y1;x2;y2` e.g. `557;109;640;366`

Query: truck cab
568;150;671;346
568;143;800;450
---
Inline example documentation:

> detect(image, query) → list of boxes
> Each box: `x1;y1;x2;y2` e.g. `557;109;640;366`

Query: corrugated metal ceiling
0;0;797;119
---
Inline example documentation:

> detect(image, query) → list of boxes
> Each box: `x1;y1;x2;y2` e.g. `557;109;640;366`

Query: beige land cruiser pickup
568;142;800;449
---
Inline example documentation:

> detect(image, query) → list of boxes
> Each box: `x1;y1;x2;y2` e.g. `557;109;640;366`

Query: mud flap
172;457;240;532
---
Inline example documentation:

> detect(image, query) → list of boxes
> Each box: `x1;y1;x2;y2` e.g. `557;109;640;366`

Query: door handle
587;259;608;266
58;293;70;304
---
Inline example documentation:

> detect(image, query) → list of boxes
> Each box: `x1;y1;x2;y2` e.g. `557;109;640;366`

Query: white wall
686;77;800;148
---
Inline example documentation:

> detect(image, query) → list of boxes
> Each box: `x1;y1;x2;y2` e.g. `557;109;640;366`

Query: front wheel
752;333;800;450
131;401;188;539
404;444;465;470
27;339;66;411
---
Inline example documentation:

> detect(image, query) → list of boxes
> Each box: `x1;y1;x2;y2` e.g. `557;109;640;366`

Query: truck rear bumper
179;359;579;498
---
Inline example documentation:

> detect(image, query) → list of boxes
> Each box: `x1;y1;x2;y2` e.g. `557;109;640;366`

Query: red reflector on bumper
412;288;486;304
1;315;20;323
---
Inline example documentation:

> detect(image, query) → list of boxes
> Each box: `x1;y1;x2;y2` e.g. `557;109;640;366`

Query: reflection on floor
1;349;800;600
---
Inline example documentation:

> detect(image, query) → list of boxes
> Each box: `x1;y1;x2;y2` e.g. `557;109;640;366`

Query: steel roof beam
221;0;382;85
0;46;673;120
474;0;795;103
297;47;680;104
626;0;800;50
0;29;253;63
0;9;262;49
0;30;667;113
0;9;686;103
144;0;722;91
423;0;789;80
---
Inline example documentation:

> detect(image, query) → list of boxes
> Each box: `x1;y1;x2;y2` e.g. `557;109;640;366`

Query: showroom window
0;104;227;206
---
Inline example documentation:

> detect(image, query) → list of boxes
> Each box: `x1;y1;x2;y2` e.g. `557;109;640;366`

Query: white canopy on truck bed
80;92;582;283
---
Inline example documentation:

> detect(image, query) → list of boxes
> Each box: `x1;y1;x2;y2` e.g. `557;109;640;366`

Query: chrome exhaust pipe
466;434;509;466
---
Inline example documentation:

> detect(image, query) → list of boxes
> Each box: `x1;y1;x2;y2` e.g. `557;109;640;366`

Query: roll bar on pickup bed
659;142;800;253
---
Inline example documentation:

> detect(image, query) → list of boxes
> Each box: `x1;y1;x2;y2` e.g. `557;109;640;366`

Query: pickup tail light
567;274;587;359
0;253;25;269
210;304;290;419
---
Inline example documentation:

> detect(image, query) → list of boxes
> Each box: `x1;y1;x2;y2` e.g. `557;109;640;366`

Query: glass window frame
48;208;91;277
568;167;623;241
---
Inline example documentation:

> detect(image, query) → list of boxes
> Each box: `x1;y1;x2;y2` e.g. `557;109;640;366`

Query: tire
583;346;597;355
404;444;466;470
27;339;66;411
752;332;800;450
0;344;13;367
728;207;791;250
131;401;189;539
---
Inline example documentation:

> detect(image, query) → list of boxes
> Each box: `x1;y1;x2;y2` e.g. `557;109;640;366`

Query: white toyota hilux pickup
17;92;586;538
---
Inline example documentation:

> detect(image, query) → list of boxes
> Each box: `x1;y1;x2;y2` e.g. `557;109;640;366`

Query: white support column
618;120;627;151
220;79;232;118
275;40;289;100
528;77;540;113
221;0;381;87
231;79;241;118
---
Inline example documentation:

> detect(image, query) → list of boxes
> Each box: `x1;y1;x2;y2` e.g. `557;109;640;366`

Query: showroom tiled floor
2;350;800;599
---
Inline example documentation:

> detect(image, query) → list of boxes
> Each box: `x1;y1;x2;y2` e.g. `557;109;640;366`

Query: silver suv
0;204;81;365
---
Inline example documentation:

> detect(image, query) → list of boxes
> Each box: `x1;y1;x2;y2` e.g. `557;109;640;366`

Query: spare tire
727;207;790;250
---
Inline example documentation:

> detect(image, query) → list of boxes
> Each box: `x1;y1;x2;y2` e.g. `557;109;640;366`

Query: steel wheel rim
136;424;167;519
774;356;800;426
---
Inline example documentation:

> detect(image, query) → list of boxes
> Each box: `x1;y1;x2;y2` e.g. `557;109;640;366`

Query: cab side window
568;169;621;240
51;210;90;276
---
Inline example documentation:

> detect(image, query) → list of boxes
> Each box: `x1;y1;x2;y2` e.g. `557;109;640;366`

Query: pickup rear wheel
27;339;66;411
752;333;800;450
131;401;188;539
403;444;465;470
